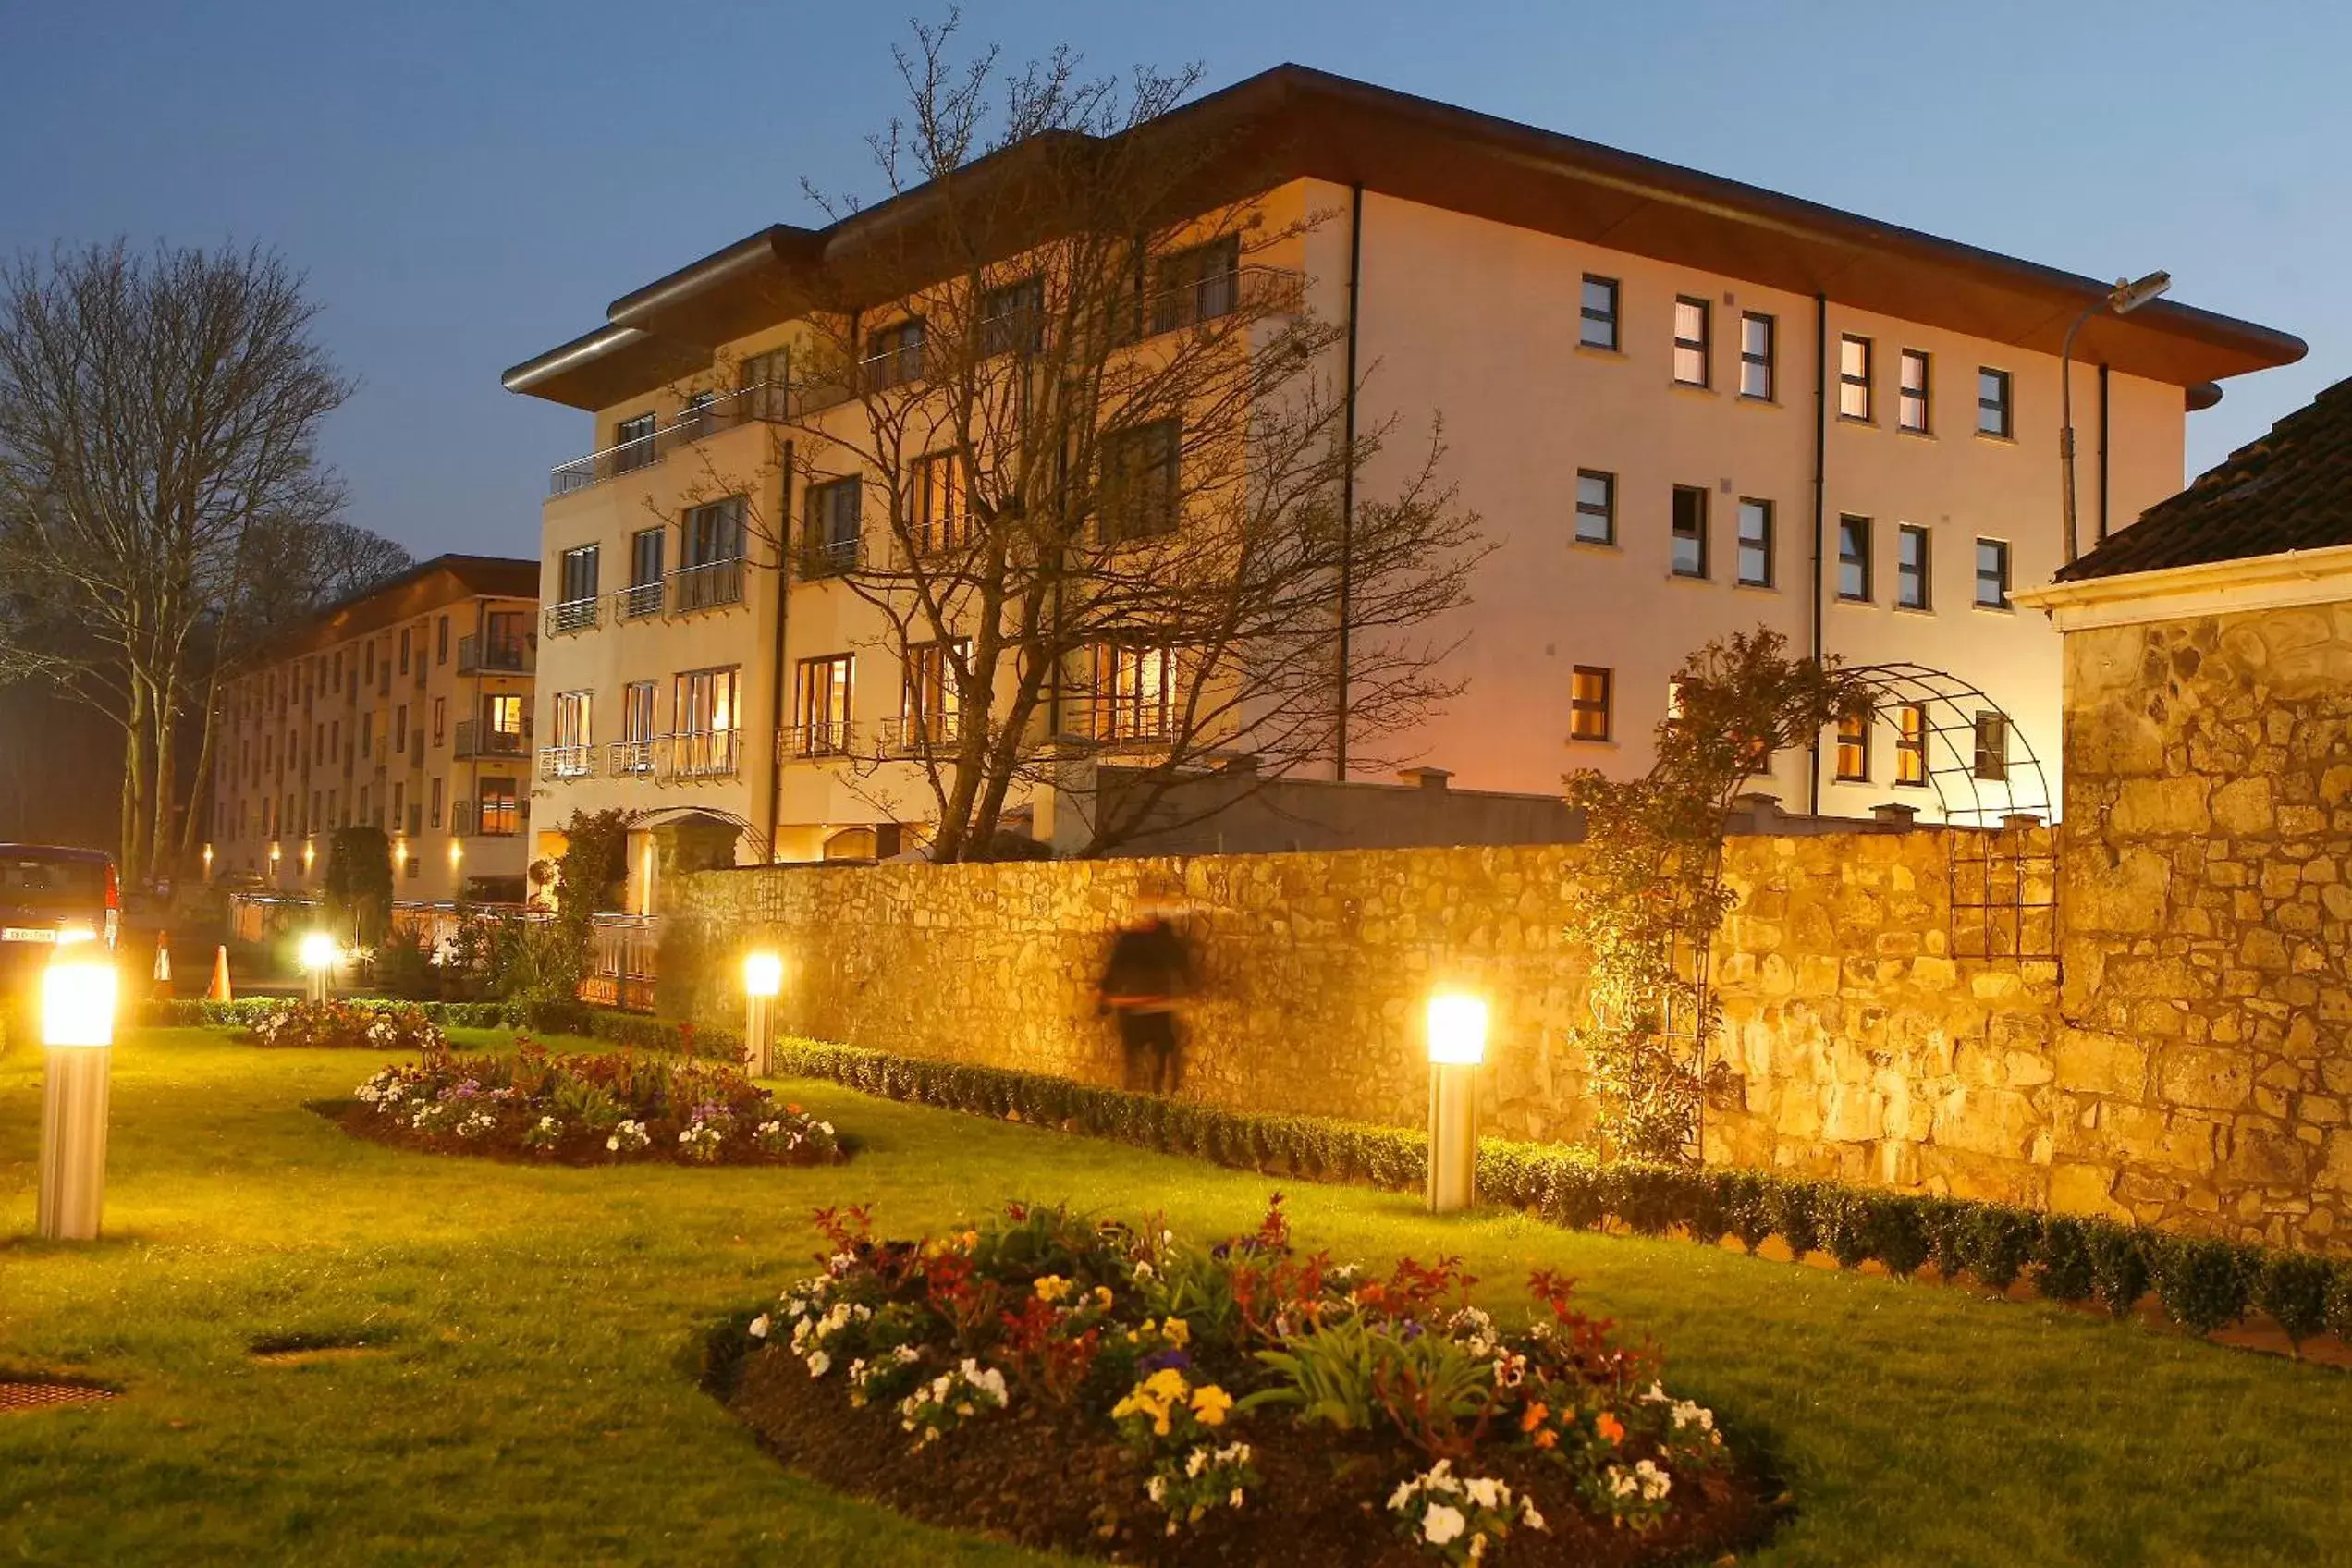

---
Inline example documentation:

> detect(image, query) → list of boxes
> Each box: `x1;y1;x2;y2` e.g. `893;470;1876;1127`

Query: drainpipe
1807;291;1827;816
2096;363;2111;542
1336;183;1365;780
765;439;796;863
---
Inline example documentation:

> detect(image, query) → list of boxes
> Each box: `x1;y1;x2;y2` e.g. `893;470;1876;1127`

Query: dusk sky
7;1;2345;564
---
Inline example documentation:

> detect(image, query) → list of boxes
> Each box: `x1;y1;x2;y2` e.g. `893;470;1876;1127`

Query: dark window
980;276;1045;356
1974;713;2009;781
398;628;410;675
1148;238;1241;334
1100;421;1181;544
1895;704;1928;786
862;320;925;391
1897;524;1931;609
1834;709;1871;782
1978;368;2013;437
1838;515;1872;601
429;776;443;827
1672;486;1709;578
1579;275;1620;350
1899;349;1931;433
1739;312;1775;400
740;349;790;418
802;481;862;575
1574;469;1615;545
615;411;657;472
1672;297;1710;386
914;450;969;555
1736;498;1773;587
436;615;449;666
1975;537;2011;608
432;697;446;745
1569;666;1612;741
630;526;665;587
559;544;599;605
683;496;746;567
1839;335;1873;421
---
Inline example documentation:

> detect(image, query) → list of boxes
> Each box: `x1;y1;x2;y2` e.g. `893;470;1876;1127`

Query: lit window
1096;642;1176;741
1834;708;1871;782
1978;368;2013;437
1895;704;1929;786
1570;666;1612;741
1899;349;1930;433
1839;335;1873;421
1976;537;2011;608
1672;298;1710;386
1736;498;1772;587
1574;469;1615;545
1739;312;1774;399
913;450;970;555
1579;275;1619;350
1897;524;1931;610
1672;486;1709;578
1838;516;1872;602
793;655;854;756
1974;712;2009;781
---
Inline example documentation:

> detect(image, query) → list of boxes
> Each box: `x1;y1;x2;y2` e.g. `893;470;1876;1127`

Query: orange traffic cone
207;945;233;1003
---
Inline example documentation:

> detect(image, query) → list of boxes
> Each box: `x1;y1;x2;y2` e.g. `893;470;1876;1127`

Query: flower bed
710;1197;1770;1565
247;999;450;1052
330;1044;848;1167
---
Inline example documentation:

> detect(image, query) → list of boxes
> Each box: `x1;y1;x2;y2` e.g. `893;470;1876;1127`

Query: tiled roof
2059;374;2352;581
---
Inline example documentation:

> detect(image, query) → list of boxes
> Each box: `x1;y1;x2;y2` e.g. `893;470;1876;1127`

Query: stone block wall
2060;602;2352;1251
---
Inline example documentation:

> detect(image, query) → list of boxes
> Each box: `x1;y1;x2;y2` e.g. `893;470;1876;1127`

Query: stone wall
677;828;2091;1213
2060;602;2352;1251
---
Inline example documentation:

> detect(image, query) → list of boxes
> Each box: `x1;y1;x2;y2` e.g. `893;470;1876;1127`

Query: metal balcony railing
457;634;533;675
458;800;522;838
671;558;745;614
614;581;664;620
881;712;965;755
608;739;657;778
545;597;602;637
538;745;595;780
800;535;860;579
780;720;854;760
665;729;741;781
453;720;529;761
1121;265;1305;343
547;382;793;497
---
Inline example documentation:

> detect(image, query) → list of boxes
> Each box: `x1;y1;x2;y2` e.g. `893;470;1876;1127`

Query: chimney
1397;766;1452;791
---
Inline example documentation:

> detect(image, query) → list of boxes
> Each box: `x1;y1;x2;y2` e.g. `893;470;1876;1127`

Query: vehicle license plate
1;927;56;943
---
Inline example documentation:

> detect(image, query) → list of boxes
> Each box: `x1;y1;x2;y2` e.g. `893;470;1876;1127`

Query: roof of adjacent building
505;63;2304;411
248;554;539;664
2055;374;2352;582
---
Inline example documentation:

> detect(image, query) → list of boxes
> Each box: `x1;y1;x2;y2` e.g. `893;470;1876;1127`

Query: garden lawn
0;1028;2347;1567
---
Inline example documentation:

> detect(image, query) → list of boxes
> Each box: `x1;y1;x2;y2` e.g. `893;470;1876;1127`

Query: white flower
1463;1476;1504;1511
747;1316;769;1340
1388;1480;1416;1513
817;1121;834;1135
1521;1498;1547;1531
1132;1261;1156;1281
1421;1503;1466;1546
1228;1488;1244;1509
1146;1476;1166;1503
805;1351;831;1378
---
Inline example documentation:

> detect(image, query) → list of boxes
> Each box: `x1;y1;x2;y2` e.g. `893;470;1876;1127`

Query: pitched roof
254;554;539;661
505;63;2303;411
2056;375;2352;582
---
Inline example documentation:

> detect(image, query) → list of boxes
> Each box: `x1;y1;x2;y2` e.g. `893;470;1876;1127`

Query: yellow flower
1189;1384;1232;1427
1143;1367;1190;1402
1091;1286;1114;1311
1034;1274;1075;1304
1163;1317;1191;1348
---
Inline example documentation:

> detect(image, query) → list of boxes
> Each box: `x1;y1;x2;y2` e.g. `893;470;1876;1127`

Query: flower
1033;1275;1073;1304
747;1316;770;1340
1422;1503;1466;1546
1189;1384;1232;1427
1521;1498;1547;1532
1162;1317;1190;1348
1596;1411;1625;1445
806;1351;831;1378
1518;1401;1549;1433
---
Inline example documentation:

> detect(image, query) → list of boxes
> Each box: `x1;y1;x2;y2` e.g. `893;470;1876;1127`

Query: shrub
2086;1221;2151;1320
1770;1182;1823;1259
2154;1237;2254;1338
1722;1172;1774;1255
1819;1189;1879;1271
2032;1216;2097;1305
1920;1198;1975;1282
1873;1197;1932;1281
2255;1252;2334;1355
1965;1208;2040;1294
2329;1262;2352;1344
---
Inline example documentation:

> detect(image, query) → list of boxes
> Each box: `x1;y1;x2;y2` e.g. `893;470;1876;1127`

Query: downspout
1807;291;1827;816
766;439;796;862
2096;362;2111;542
1335;183;1365;780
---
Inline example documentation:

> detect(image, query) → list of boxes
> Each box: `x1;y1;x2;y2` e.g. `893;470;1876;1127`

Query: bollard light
741;950;782;1078
1425;990;1488;1215
299;930;338;1004
38;953;119;1241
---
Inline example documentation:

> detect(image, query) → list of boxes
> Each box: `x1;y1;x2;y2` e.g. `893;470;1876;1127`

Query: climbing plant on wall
1565;630;1869;1163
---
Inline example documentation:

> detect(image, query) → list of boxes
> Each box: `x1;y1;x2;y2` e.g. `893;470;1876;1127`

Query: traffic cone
207;945;233;1003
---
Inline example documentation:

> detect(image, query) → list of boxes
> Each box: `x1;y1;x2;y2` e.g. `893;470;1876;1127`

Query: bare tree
0;241;355;882
672;18;1481;860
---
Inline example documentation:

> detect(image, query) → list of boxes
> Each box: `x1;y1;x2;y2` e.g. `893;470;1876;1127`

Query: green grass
2;1028;2348;1566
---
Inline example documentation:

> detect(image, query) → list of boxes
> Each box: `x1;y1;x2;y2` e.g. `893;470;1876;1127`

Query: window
429;777;443;827
1839;335;1873;421
792;655;854;755
1736;498;1773;587
672;665;741;778
436;615;449;666
1095;642;1176;742
398;628;410;675
485;693;525;740
901;639;968;748
913;450;969;555
391;782;404;826
683;496;745;568
363;642;374;684
1739;312;1775;399
615;410;657;472
477;777;520;837
980;276;1045;356
1896;524;1931;609
623;526;666;617
1100;420;1181;544
1671;486;1709;578
1974;713;2009;781
1899;349;1930;433
486;608;528;664
1569;666;1612;741
551;691;593;773
1672;297;1709;386
1975;537;2011;608
1834;709;1871;782
1895;704;1929;787
432;696;446;746
1978;368;2012;436
621;680;657;743
740;349;790;418
558;545;599;604
359;719;371;759
862;319;925;390
1578;275;1619;350
1838;515;1872;602
1148;238;1241;334
803;480;862;574
1574;469;1615;545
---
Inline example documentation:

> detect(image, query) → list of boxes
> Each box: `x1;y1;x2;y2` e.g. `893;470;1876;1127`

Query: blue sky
5;1;2344;562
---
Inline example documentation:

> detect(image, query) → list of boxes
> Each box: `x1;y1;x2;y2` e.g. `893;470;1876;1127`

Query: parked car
0;844;120;988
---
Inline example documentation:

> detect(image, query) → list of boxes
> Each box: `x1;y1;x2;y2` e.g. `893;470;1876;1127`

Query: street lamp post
2061;270;2171;563
38;951;119;1242
742;950;783;1077
299;931;338;1004
1425;992;1488;1215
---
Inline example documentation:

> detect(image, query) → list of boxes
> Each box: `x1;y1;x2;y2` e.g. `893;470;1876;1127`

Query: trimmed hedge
141;997;745;1063
771;1036;2352;1354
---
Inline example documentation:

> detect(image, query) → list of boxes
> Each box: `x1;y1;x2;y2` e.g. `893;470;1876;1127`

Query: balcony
538;745;595;781
881;712;965;755
780;720;854;761
671;558;745;614
545;597;602;637
665;729;741;781
614;581;664;620
1121;265;1305;344
453;800;522;838
548;382;794;497
608;739;657;778
800;536;860;580
453;720;529;761
457;634;533;675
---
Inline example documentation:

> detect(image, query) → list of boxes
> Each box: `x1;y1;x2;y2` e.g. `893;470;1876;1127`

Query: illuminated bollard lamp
38;950;119;1242
1425;992;1488;1215
742;950;783;1077
298;931;338;1005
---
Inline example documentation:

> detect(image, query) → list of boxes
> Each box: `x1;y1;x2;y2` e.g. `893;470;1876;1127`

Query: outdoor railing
671;558;745;614
881;712;964;755
545;597;601;637
665;729;741;781
800;535;860;579
780;720;854;760
1121;265;1305;344
453;720;528;761
456;634;533;675
548;382;791;496
537;745;595;780
608;739;657;778
614;580;664;620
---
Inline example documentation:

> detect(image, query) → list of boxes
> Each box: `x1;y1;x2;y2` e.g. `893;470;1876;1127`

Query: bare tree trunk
120;675;149;882
178;662;225;870
150;669;178;883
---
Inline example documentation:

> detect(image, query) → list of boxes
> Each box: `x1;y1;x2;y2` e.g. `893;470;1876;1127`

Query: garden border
140;997;744;1060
